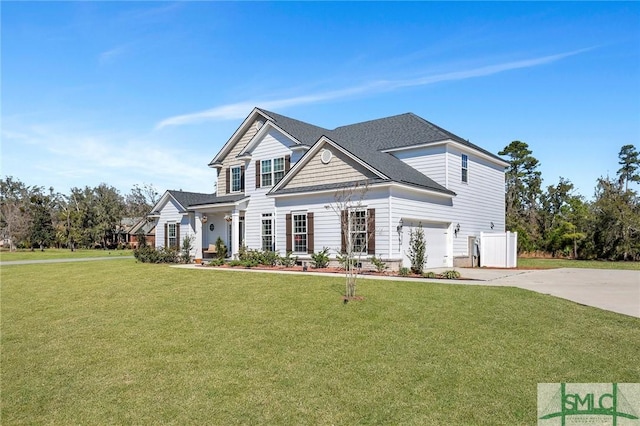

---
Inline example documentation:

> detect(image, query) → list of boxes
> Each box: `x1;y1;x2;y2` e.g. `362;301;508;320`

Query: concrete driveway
442;268;640;318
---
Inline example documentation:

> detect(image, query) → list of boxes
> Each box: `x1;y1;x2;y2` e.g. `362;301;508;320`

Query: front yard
2;261;638;424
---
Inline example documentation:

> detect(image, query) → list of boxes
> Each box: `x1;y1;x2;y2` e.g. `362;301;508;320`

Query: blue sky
2;2;639;199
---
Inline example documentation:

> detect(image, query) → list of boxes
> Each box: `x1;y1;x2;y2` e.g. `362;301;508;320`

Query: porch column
194;212;204;261
231;209;240;259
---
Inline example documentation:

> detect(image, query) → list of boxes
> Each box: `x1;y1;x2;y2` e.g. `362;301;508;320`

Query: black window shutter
175;225;180;249
285;155;291;172
341;210;348;253
225;168;230;194
367;209;376;255
285;213;292;252
255;160;261;188
240;165;245;191
307;212;314;254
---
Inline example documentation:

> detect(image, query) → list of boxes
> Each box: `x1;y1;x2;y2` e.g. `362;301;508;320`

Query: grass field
2;261;639;424
517;257;640;270
0;248;133;261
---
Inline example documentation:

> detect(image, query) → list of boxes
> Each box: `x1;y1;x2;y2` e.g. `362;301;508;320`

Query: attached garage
401;221;451;269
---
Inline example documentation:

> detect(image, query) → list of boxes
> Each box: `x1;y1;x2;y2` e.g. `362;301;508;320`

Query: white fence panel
480;232;518;268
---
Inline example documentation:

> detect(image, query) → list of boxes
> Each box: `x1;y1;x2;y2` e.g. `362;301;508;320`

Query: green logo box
538;383;640;425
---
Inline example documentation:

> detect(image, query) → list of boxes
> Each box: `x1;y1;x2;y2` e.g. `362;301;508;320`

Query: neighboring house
150;107;508;269
128;217;156;249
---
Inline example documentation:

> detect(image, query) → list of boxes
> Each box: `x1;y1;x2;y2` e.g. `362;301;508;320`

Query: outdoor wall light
396;219;403;233
224;214;232;223
201;214;208;223
490;221;495;230
454;223;461;237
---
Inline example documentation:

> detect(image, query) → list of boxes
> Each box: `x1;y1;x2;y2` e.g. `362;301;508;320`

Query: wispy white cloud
1;120;215;193
156;47;594;129
99;44;129;65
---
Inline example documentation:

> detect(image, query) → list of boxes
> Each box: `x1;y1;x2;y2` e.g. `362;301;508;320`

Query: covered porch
191;197;248;262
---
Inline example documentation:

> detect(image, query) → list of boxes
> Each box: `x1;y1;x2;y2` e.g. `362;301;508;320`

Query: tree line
2;143;639;259
500;142;640;260
0;179;159;251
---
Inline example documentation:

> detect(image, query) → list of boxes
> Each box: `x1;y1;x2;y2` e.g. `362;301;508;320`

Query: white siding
155;198;192;250
389;186;454;264
446;149;505;256
273;186;390;259
393;145;447;187
243;128;294;251
390;145;505;258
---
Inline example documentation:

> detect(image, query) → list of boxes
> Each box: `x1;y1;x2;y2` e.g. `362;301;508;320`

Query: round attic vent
321;149;333;164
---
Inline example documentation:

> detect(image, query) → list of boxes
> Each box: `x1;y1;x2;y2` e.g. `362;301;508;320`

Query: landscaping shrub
208;258;225;267
423;271;437;279
180;235;194;264
261;251;280;266
214;237;228;259
408;223;427;275
441;270;461;279
371;255;388;273
134;246;179;264
336;253;356;270
311;247;330;268
398;267;410;277
279;251;297;267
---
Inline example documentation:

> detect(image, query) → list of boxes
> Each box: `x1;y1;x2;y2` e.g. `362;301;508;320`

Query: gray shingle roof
256;108;328;147
167;190;216;210
272;178;387;195
167;191;247;210
259;110;489;195
188;193;248;207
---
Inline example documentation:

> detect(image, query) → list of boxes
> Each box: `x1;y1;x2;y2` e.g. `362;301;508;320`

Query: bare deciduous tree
328;181;370;300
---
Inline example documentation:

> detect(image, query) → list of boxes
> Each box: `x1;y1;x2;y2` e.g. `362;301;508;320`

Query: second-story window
461;154;468;183
261;160;272;187
261;157;286;187
273;157;285;184
231;166;243;192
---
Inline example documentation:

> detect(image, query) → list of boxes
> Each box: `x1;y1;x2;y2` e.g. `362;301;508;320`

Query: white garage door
402;222;449;269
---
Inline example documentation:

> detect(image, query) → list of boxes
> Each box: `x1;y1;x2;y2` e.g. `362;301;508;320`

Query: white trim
189;197;250;211
269;181;455;200
260;157;286;188
270;137;388;193
383;140;509;167
291;211;308;254
150;191;186;215
237;121;302;157
230;165;242;193
208;108;267;167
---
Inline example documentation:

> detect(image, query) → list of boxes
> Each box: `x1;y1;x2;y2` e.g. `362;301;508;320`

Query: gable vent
321;149;333;164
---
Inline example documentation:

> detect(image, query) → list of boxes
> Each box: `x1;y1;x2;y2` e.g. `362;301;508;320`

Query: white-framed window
168;223;177;248
293;213;307;253
273;157;285;184
261;157;285;187
261;160;272;187
231;166;242;192
349;209;367;253
261;213;274;252
461;154;468;183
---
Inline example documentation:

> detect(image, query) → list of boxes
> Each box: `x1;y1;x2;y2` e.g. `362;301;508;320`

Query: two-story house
150;107;508;270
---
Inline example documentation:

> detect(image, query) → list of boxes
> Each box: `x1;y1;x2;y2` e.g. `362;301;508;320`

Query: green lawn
0;248;133;261
2;262;638;425
518;257;640;270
